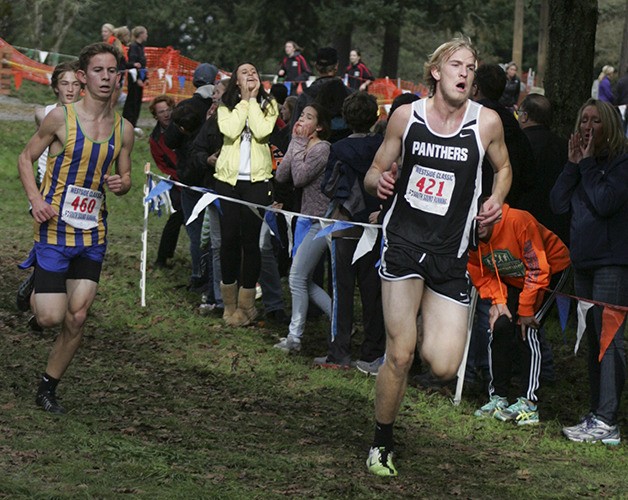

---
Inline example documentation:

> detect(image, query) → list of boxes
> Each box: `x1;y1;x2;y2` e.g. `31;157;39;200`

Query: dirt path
0;95;153;127
0;95;37;122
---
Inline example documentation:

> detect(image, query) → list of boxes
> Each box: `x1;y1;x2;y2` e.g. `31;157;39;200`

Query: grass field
0;102;626;498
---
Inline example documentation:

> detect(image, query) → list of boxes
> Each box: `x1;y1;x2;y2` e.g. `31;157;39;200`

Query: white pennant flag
128;68;138;82
157;68;165;80
186;192;218;225
575;300;594;354
248;205;263;220
352;226;379;265
38;50;48;63
284;214;294;256
165;74;173;89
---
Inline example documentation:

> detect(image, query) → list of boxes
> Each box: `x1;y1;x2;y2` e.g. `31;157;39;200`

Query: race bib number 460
61;185;103;230
405;165;455;216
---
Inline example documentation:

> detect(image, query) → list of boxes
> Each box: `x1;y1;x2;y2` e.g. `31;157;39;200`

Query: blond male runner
17;43;134;414
363;37;512;476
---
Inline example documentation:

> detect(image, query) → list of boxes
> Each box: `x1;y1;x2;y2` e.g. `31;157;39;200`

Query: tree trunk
33;0;43;48
50;1;81;54
512;0;524;69
619;0;628;76
545;0;598;138
379;8;401;78
333;28;353;74
537;0;549;87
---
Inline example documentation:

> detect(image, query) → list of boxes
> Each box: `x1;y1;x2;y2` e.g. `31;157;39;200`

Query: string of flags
551;291;627;361
142;170;627;360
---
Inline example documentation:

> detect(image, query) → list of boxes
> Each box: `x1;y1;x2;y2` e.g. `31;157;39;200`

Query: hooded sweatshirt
467;204;570;317
322;133;383;223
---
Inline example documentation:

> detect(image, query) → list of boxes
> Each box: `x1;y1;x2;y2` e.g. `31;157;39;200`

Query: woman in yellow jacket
215;62;279;326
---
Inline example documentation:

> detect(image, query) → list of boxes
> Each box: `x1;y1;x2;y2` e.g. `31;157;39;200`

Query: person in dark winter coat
551;98;628;445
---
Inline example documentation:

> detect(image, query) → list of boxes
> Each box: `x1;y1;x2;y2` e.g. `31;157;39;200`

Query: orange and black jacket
467;204;570;317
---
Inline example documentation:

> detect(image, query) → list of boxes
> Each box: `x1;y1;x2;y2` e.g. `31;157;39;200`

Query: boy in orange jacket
468;203;570;424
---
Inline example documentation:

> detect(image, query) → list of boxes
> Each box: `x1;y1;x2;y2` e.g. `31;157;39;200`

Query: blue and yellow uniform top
36;103;123;246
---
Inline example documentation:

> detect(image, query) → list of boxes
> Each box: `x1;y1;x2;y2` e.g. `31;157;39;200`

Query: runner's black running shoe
16;272;34;311
36;390;66;414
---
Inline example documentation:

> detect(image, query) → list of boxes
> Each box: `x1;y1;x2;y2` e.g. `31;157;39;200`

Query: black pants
156;188;183;263
214;179;271;289
328;237;386;363
122;79;143;127
489;269;569;402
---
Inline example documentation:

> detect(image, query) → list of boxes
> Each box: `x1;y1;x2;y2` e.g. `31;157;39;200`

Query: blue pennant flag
314;221;354;239
144;180;173;203
264;211;283;247
556;295;571;345
292;217;312;257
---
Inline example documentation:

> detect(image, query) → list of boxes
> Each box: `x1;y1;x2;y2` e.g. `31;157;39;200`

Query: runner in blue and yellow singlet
17;42;135;415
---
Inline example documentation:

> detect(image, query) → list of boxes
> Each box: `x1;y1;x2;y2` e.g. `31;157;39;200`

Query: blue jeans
204;204;223;305
575;266;628;425
287;222;331;340
180;190;204;281
259;220;285;313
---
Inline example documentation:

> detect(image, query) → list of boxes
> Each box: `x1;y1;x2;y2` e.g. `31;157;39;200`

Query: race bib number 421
61;185;103;230
405;165;455;216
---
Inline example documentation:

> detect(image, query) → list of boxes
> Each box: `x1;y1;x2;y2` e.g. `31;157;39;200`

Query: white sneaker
563;415;621;445
273;336;301;353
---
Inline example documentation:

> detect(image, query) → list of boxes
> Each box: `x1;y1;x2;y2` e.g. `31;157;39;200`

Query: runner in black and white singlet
384;98;483;258
363;37;512;478
380;98;485;303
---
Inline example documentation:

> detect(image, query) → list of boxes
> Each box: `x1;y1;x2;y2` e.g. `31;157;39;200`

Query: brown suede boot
227;287;258;327
220;282;238;323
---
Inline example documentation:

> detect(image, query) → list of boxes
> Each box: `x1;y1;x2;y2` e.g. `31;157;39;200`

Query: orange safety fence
2;37;427;108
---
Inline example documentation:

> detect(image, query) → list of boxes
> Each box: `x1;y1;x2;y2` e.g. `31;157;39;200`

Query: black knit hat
315;47;338;66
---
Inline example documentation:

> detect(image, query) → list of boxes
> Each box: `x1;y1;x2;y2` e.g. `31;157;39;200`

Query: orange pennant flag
13;70;22;91
599;307;627;362
296;82;303;95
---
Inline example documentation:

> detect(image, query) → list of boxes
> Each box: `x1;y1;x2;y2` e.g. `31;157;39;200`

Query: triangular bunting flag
556;295;571;344
165;74;173;89
247;205;264;220
314;221;354;239
264;211;282;246
178;75;186;90
556;295;570;332
292;217;312;257
144;180;173;203
139;68;147;81
186;192;218;225
599;307;627;362
13;71;23;91
38;50;48;63
575;300;594;354
128;68;138;82
284;214;294;256
352;226;378;265
157;68;165;80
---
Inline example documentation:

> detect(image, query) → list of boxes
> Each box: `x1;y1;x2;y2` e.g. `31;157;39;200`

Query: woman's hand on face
568;132;584;164
249;79;260;99
582;129;595;159
292;122;310;138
